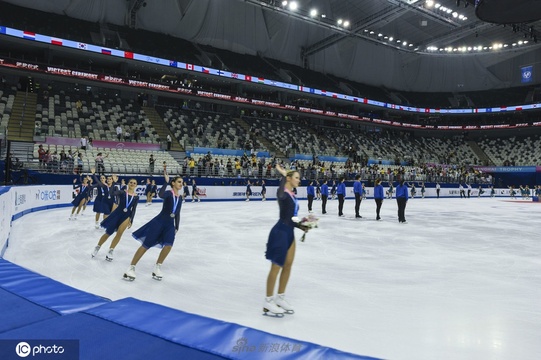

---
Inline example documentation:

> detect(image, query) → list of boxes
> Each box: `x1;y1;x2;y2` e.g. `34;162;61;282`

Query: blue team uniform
100;190;139;235
132;183;182;249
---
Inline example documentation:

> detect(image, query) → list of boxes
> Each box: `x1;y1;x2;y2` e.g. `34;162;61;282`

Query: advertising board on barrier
0;183;524;257
12;185;72;217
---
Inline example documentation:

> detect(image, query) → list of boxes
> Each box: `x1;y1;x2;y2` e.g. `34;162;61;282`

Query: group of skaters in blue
69;168;202;282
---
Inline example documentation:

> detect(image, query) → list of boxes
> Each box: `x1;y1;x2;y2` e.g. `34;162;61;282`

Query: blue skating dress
100;190;139;235
96;185;114;214
71;183;90;207
265;177;300;267
132;183;182;248
92;176;113;214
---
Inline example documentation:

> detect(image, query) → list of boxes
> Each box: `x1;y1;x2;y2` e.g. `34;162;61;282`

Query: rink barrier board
0;184;528;259
0;186;382;359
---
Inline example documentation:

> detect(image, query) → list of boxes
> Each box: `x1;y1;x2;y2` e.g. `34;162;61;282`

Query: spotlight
337;19;343;25
343;20;350;27
309;8;318;17
426;0;434;7
288;1;297;10
282;1;288;6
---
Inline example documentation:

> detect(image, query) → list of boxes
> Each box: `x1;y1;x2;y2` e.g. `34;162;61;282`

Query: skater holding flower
263;164;309;317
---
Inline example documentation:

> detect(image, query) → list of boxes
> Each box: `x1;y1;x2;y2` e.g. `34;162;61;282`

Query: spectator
80;136;87;151
167;134;172;151
38;144;46;168
116;125;123;141
95;152;108;175
149;154;156;174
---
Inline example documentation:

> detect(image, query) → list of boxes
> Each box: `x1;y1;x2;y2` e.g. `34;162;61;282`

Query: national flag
363;98;368;104
186;64;194;71
320;90;327;96
521;65;533;83
202;67;210;74
516;106;523;111
101;48;112;55
51;38;63;46
245;75;252;82
78;43;88;50
332;94;338;98
299;86;304;92
353;98;358;102
309;88;315;94
0;26;6;35
217;70;225;76
231;73;238;79
169;60;177;67
425;108;430;113
124;51;134;59
257;77;265;83
500;106;507;111
23;31;35;40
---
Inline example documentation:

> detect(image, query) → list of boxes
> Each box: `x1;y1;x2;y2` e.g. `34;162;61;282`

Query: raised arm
159;169;169;198
275;164;287;199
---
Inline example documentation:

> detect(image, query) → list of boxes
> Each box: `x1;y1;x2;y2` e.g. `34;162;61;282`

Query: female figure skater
264;164;309;316
144;179;157;206
69;175;91;220
246;180;252;202
182;180;190;202
92;170;115;228
192;179;200;202
144;179;152;205
261;180;267;201
124;170;183;281
91;178;139;261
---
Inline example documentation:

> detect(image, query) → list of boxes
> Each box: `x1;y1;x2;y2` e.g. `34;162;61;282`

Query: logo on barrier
35;189;61;201
14;192;26;207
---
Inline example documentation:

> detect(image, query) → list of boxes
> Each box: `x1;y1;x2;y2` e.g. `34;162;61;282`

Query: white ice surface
4;197;541;360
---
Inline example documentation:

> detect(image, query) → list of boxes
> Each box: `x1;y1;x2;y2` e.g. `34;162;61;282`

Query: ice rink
4;196;541;360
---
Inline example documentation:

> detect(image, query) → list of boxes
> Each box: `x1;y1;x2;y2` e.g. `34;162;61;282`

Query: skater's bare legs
98;218;130;248
109;219;131;249
266;264;281;297
157;245;172;264
129;246;148;266
266;241;296;297
278;241;295;294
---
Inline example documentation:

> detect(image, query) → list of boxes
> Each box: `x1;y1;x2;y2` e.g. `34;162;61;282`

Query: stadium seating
0;89;14;133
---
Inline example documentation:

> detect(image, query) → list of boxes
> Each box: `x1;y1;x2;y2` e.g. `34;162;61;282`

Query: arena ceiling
5;0;541;92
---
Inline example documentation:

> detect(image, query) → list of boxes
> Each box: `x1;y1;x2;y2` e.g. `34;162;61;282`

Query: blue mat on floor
0;258;380;360
0;288;59;334
0;259;109;315
0;312;227;360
